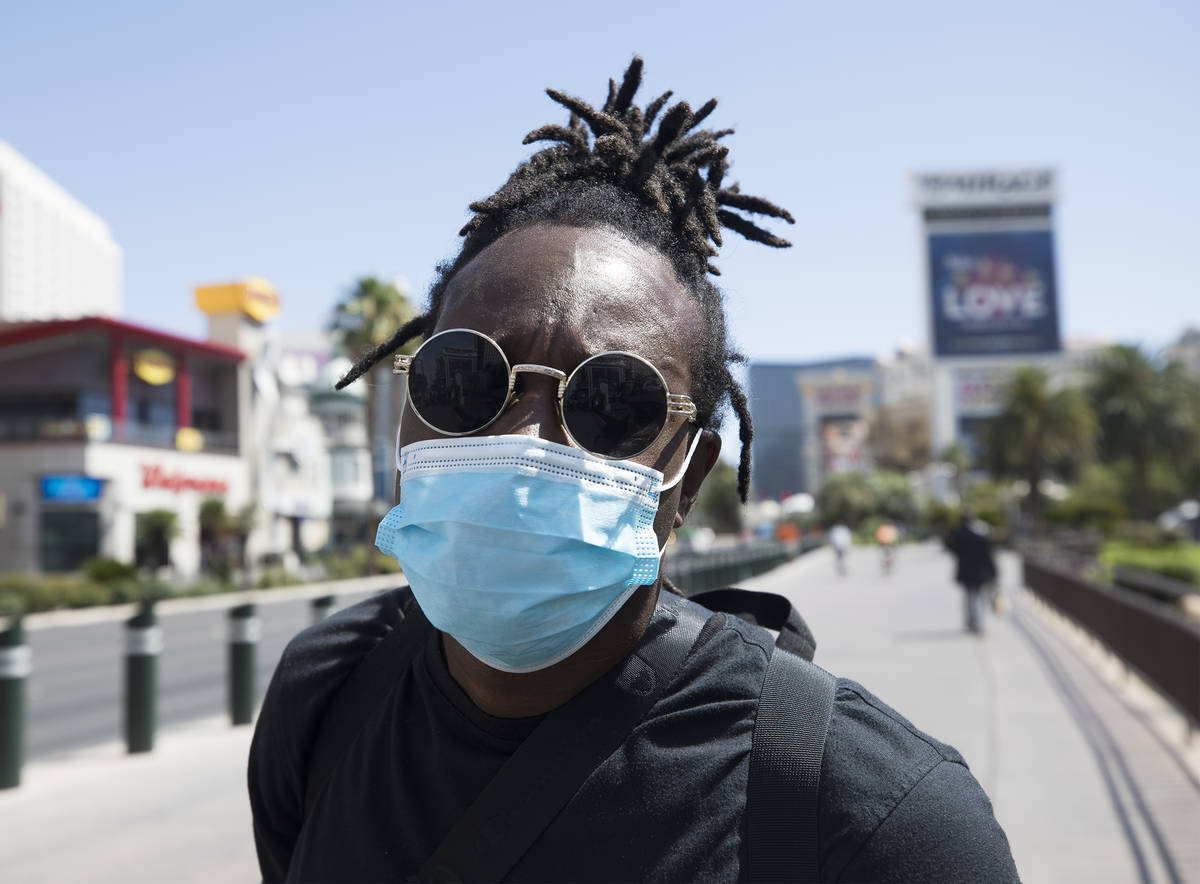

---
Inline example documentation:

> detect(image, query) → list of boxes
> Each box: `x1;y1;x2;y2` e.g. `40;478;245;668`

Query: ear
674;429;722;528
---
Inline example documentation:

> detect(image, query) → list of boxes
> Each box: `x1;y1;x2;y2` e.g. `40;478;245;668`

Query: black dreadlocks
336;57;793;502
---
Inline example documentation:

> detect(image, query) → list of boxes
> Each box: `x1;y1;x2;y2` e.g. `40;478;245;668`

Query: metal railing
1023;557;1200;729
663;537;822;596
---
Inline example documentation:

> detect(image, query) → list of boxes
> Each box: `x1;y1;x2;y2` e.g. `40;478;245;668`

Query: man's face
395;222;719;549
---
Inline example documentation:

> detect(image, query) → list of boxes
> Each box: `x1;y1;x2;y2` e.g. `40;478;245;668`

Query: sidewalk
0;717;257;883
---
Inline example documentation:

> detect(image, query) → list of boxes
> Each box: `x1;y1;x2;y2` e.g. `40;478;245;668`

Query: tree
328;277;419;501
980;367;1096;529
135;509;179;571
1088;345;1191;518
198;498;257;579
816;472;877;530
1161;359;1200;503
1046;463;1127;530
873;471;918;525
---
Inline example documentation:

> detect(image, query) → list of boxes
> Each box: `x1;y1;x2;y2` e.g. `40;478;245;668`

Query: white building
1168;328;1200;378
0;140;122;322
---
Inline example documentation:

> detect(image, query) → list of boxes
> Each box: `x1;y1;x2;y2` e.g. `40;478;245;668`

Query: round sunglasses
393;328;697;460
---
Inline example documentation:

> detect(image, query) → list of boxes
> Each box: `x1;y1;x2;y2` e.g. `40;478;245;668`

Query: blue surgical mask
375;433;701;673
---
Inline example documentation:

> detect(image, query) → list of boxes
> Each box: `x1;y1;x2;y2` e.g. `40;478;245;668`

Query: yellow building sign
194;277;280;323
132;349;175;386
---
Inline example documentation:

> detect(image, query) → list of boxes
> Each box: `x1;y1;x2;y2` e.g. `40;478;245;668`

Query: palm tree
1089;345;1192;518
981;367;1096;529
328;277;419;502
1160;361;1200;524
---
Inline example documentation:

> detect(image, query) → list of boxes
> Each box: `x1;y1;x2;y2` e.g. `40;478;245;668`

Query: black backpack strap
304;593;432;819
417;593;709;883
690;588;818;661
748;646;837;884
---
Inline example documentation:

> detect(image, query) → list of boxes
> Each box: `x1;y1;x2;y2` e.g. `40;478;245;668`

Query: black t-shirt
248;588;1019;882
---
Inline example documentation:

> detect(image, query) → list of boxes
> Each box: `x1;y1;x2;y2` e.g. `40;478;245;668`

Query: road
23;576;397;759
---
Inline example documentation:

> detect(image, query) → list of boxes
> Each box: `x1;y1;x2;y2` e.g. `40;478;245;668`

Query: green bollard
0;617;30;789
124;602;161;753
228;603;260;726
311;595;335;624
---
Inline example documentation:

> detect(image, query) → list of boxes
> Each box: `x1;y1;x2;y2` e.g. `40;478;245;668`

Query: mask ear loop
654;428;708;563
395;412;408;473
660;427;706;492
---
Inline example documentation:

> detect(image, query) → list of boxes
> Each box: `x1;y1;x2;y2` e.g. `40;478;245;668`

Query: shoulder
247;586;416;881
251;586;414;772
820;680;1018;882
271;586;412;699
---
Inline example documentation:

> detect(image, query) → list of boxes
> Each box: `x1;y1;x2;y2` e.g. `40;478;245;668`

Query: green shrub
81;557;138;584
1101;540;1200;588
0;591;25;617
1047;464;1127;531
370;549;403;575
60;580;115;608
319;544;402;579
256;569;304;590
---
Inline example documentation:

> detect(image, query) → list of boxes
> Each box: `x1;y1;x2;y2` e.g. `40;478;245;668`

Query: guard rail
1023;557;1200;730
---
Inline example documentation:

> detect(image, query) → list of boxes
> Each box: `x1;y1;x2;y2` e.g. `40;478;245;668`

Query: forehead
436;224;705;384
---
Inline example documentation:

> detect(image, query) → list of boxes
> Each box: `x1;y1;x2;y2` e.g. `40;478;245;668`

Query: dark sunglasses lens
563;354;668;459
408;331;509;434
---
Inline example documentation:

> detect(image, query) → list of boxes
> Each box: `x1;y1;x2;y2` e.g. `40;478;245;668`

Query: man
249;58;1018;882
828;523;852;575
944;516;998;634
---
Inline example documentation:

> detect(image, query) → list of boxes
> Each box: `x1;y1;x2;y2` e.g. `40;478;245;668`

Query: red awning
0;316;244;362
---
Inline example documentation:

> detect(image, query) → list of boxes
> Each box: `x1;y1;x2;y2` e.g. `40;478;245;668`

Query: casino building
747;169;1110;501
749;357;879;500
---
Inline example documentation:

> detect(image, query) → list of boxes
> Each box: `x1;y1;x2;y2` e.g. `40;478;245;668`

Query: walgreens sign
141;464;229;495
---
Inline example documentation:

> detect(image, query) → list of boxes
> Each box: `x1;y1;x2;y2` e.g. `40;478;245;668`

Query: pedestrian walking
829;523;852;576
875;521;898;574
944;515;998;634
248;57;1018;883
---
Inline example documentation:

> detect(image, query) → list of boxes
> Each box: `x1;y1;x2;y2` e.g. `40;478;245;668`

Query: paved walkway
743;544;1200;884
2;544;1198;882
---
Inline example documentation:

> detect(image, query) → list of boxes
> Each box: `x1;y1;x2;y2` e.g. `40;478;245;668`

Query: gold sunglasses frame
393;327;697;461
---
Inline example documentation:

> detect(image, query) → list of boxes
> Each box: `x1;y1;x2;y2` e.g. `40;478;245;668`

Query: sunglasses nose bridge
494;368;571;446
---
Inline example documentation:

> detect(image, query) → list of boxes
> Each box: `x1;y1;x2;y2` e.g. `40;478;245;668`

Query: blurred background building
0;146;374;576
0;141;122;323
1169;327;1200;378
749;357;878;501
749;168;1114;502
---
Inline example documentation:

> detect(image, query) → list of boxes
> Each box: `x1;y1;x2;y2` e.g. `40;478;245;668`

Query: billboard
820;416;869;475
929;230;1061;357
953;367;1010;416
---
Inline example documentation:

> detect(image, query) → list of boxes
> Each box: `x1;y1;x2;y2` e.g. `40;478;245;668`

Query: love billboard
928;230;1061;357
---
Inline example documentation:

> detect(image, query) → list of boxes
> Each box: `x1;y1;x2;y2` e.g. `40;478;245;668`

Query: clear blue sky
3;0;1198;365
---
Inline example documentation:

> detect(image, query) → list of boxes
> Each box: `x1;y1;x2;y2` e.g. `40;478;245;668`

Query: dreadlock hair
336;56;793;502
